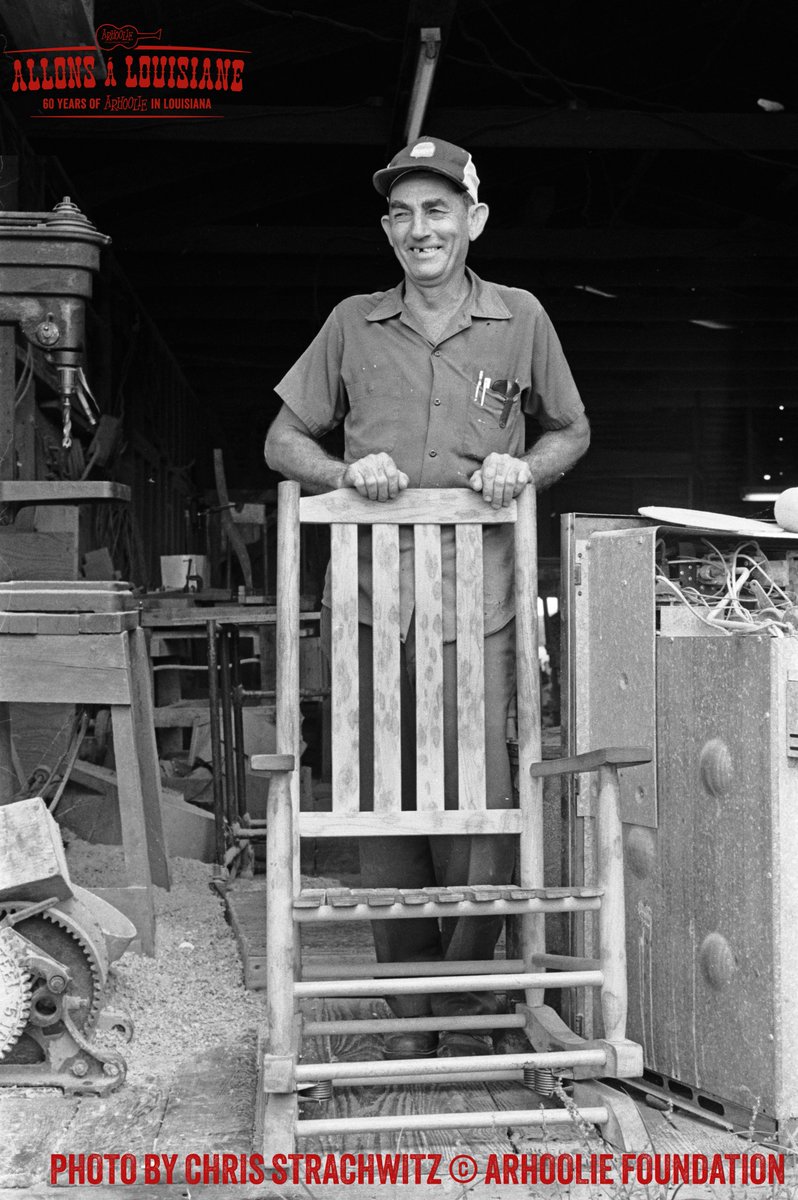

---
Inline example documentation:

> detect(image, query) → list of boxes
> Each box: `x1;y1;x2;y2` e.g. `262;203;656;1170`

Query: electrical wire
656;538;798;637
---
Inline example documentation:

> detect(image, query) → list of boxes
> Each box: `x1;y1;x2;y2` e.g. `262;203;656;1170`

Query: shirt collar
365;268;513;323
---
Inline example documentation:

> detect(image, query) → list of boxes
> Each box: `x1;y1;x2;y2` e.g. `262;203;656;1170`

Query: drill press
0;194;128;501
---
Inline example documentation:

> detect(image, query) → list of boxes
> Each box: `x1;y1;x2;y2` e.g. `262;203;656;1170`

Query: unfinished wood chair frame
252;480;649;1155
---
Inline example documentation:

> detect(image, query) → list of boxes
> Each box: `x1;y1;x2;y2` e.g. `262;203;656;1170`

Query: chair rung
298;1105;609;1136
295;1046;606;1084
295;969;603;999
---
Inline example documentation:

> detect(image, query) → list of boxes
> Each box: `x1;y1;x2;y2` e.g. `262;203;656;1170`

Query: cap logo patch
410;141;436;158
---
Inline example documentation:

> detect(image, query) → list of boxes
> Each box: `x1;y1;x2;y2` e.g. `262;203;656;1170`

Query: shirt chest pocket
461;380;522;461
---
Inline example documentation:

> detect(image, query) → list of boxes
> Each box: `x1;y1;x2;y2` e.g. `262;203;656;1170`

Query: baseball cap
373;137;480;204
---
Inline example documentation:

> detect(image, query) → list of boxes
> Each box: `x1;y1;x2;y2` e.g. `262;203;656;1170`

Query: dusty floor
1;837;796;1200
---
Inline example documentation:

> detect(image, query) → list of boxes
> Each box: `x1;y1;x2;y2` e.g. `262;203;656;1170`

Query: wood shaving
64;837;267;1099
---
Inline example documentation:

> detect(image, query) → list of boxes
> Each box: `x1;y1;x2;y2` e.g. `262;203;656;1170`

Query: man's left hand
469;453;532;508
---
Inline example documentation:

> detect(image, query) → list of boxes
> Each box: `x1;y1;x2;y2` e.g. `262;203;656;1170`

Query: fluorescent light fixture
742;490;781;502
574;284;617;299
404;27;441;143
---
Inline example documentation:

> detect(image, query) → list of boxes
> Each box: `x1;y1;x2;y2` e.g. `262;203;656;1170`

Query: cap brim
373;163;467;198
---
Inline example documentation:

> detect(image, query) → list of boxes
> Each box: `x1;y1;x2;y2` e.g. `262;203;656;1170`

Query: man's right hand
342;453;409;501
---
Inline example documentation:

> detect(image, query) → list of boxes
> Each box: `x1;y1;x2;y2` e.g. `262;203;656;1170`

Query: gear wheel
0;892;107;1039
0;930;32;1059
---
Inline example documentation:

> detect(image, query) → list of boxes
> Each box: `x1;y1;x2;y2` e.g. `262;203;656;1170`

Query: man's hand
342;453;410;502
469;453;532;509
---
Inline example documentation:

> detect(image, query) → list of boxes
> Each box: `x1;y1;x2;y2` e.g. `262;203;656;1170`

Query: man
264;136;589;1059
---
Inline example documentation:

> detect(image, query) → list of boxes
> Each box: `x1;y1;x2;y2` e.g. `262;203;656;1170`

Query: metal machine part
0;887;135;1095
0;934;32;1056
0;196;110;443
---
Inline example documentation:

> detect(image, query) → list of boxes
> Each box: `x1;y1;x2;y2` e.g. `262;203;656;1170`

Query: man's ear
468;202;489;242
380;213;394;245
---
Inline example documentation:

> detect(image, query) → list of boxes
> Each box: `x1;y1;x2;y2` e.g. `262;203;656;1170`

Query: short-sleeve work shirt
275;269;584;641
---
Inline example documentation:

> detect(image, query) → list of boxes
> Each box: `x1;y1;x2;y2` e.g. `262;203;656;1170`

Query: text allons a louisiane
10;54;245;93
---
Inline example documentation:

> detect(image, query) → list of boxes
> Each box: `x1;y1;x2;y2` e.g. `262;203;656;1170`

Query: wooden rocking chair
252;480;649;1157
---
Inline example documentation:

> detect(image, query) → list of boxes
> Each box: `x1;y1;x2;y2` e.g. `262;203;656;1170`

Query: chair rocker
252;480;649;1157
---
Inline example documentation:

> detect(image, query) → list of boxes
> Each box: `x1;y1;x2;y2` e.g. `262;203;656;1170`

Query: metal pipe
206;619;225;866
297;1105;609;1136
303;1012;526;1036
218;626;236;823
230;627;248;819
294;896;601;922
295;1046;606;1083
295;970;602;999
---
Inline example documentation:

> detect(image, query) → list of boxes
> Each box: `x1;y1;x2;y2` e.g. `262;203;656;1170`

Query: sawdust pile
64;836;267;1097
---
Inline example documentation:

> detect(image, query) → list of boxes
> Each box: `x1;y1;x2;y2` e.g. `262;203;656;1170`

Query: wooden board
0;481;130;505
0;532;75;583
44;1084;168;1186
153;1043;258;1165
0;582;135;612
65;762;216;864
0;1093;79;1189
0;795;71;901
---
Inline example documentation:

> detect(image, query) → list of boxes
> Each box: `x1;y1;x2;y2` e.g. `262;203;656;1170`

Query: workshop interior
0;0;797;1172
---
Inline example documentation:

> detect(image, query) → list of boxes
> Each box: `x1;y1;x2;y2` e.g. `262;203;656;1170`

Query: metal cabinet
563;513;798;1131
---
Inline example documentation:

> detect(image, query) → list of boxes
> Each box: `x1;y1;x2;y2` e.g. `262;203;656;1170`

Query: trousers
321;607;517;1021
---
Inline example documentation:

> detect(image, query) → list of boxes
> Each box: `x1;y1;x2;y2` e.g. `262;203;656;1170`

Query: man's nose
409;210;431;238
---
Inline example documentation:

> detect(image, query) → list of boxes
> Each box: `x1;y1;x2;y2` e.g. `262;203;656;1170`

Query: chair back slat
454;524;487;810
413;524;445;810
329;524;360;812
372;525;402;811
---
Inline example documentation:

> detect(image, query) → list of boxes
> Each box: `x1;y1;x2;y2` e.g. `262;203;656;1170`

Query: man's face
380;172;487;290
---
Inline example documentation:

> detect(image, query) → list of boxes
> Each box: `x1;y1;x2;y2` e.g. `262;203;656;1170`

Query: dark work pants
321;607;517;1022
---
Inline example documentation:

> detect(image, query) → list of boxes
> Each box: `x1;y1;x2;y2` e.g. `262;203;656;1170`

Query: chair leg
519;776;546;1009
596;763;628;1043
258;771;299;1159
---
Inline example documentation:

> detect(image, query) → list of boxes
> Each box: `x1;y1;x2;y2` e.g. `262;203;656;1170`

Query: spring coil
523;1065;557;1096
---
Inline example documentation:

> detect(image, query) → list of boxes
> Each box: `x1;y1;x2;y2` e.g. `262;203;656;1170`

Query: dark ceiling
0;0;796;501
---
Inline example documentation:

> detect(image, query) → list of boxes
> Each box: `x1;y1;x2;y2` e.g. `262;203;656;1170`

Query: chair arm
529;746;651;779
249;754;295;773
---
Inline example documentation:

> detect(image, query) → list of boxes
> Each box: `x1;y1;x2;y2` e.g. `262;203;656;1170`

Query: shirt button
433;350;441;357
429;450;438;457
433;398;441;406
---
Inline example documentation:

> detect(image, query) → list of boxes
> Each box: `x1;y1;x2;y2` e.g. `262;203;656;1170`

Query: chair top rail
299;487;517;526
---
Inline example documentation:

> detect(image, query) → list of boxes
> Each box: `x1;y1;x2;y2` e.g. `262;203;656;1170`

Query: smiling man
264;136;589;1060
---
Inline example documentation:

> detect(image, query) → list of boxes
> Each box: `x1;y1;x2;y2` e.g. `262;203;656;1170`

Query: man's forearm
264;425;347;495
522;418;590;491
